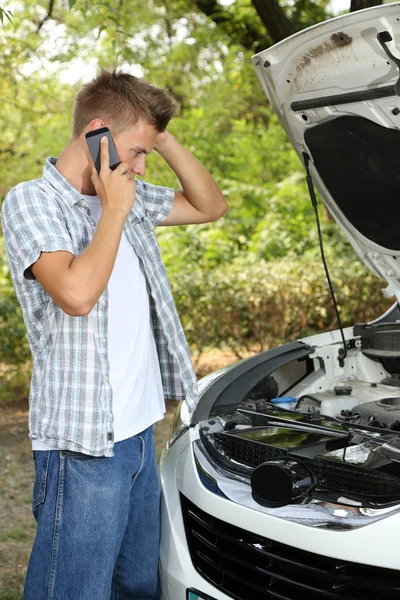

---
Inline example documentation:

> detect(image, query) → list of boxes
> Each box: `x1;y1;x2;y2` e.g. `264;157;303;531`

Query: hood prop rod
303;152;347;368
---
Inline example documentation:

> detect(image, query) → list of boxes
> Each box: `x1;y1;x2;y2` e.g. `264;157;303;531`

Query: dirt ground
0;348;245;599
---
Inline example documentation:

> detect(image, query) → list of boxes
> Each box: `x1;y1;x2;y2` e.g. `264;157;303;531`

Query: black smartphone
85;127;121;174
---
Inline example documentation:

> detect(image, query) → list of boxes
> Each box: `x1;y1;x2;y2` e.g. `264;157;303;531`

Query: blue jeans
23;426;161;600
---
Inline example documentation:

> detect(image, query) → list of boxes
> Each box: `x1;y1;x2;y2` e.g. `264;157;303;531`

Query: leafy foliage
170;256;392;361
0;237;30;366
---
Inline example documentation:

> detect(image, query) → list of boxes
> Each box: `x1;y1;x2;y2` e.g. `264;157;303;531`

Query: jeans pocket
32;451;51;519
61;450;103;461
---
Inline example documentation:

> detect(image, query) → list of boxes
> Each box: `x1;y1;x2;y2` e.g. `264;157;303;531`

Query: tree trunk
252;0;296;43
196;0;297;48
350;0;382;11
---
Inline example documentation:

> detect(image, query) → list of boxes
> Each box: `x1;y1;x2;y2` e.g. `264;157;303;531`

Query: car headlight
168;400;188;447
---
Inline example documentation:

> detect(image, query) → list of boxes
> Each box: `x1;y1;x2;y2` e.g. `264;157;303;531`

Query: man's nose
132;157;146;177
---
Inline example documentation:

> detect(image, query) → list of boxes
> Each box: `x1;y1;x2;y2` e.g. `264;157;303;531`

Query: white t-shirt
32;194;165;451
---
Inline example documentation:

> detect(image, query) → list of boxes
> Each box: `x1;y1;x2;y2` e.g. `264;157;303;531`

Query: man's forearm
155;132;227;219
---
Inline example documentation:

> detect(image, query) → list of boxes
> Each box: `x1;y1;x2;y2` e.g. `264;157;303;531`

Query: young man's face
113;120;159;178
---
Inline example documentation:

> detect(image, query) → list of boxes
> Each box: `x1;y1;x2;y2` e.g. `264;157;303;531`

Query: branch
350;0;382;11
0;7;14;25
37;0;55;32
252;0;296;43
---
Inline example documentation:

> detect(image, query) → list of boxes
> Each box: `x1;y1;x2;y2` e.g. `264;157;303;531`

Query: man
1;69;227;600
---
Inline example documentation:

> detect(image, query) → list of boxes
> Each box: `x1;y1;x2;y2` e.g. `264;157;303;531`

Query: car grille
181;494;400;600
203;433;400;503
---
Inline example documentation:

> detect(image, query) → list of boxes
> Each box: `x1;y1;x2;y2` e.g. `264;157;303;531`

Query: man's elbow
210;198;228;222
62;302;93;317
59;290;95;317
64;304;92;317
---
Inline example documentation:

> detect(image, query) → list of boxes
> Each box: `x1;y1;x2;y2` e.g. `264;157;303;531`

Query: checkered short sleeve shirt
1;158;198;456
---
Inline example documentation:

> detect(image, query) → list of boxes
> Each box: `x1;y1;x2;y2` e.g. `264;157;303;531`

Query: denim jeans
23;426;161;600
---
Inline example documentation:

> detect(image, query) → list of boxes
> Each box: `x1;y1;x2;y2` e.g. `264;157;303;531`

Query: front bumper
160;433;230;600
160;429;400;600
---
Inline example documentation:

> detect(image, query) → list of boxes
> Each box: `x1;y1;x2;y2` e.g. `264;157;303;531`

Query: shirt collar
43;157;84;206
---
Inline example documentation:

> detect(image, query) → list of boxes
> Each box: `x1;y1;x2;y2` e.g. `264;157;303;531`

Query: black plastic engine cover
354;397;400;429
354;322;400;358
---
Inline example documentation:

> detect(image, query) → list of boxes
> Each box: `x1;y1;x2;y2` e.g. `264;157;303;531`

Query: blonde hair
72;69;177;137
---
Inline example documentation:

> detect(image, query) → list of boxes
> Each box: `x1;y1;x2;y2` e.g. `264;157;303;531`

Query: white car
159;4;400;599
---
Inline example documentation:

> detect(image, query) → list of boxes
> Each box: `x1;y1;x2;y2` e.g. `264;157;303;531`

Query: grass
0;529;32;543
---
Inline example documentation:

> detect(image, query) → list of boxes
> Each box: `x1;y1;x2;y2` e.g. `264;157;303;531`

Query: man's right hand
90;136;136;217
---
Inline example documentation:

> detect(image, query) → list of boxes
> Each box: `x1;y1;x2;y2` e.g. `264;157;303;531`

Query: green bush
0;237;30;366
0;237;31;403
170;256;392;360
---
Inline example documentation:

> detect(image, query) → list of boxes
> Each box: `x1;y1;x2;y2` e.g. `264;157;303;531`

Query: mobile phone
85;127;121;174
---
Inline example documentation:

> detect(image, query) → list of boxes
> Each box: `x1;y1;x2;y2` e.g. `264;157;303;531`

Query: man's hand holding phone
90;136;136;218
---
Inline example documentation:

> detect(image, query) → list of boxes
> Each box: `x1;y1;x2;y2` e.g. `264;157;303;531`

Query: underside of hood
252;3;400;299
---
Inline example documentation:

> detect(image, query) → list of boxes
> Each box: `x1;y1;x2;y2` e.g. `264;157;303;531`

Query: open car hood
252;2;400;299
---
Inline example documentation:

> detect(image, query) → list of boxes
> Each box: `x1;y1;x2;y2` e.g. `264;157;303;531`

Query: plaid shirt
1;158;198;456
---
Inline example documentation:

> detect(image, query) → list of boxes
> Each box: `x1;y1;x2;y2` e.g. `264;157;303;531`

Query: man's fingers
99;136;109;172
90;167;99;188
114;161;131;176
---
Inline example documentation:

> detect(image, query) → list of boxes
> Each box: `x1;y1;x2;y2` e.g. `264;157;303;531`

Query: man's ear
87;119;106;132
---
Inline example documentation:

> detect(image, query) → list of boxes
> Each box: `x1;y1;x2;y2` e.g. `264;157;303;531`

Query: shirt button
108;412;113;421
99;299;106;306
101;338;106;344
107;432;114;441
104;375;109;382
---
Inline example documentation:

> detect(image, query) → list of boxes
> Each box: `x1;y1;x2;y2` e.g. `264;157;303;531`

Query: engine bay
248;377;400;431
199;323;400;509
